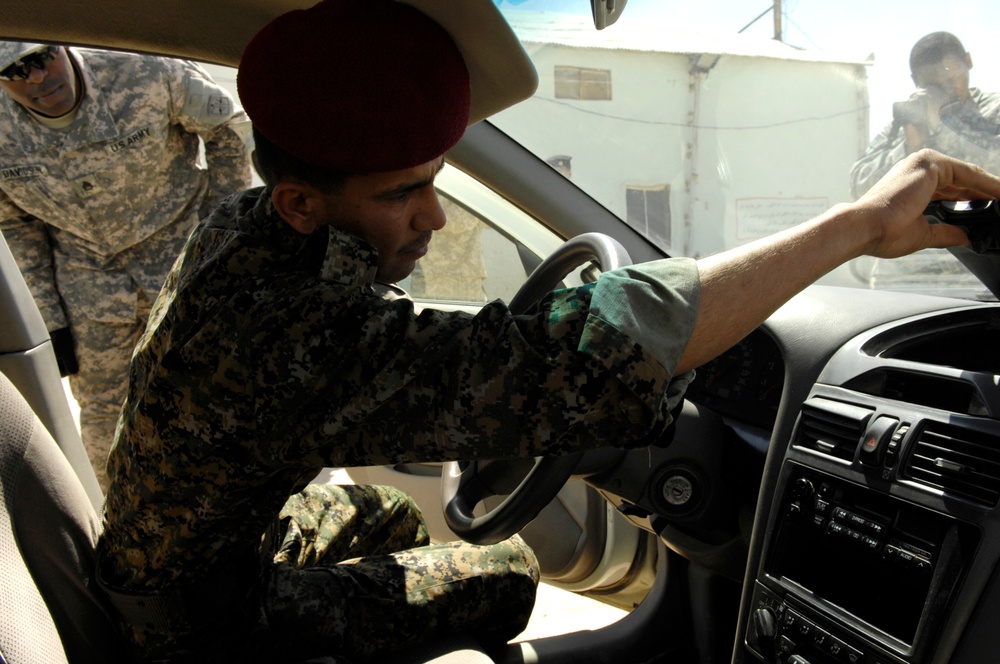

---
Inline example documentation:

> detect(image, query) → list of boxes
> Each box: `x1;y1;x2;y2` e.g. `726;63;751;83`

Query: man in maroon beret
96;0;1000;662
98;2;545;661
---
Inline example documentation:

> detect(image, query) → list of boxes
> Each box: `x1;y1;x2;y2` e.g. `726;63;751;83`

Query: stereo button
827;637;865;663
778;635;795;658
844;645;864;664
885;544;933;573
864;520;886;536
845;512;868;529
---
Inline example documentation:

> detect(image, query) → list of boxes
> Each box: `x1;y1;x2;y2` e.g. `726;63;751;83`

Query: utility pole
773;0;783;41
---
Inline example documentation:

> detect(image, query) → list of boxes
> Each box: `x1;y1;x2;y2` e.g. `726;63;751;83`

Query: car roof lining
2;0;338;67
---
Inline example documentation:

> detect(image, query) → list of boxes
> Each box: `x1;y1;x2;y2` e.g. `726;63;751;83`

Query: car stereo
746;462;979;664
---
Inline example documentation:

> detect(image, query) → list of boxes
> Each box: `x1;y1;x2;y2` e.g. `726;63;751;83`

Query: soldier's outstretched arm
676;150;1000;374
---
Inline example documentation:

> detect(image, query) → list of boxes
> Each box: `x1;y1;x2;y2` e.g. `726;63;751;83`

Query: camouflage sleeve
588;258;699;376
849;123;907;200
200;119;253;217
248;258;701;468
170;60;253;215
0;192;67;330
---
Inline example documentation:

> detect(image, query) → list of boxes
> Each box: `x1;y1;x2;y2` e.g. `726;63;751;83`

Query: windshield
490;0;1000;300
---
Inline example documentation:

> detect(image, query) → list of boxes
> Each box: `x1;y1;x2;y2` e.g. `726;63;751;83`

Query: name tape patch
0;164;48;181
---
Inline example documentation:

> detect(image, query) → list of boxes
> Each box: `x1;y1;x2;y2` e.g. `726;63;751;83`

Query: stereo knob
790;477;815;500
788;656;812;664
753;607;777;638
752;607;777;653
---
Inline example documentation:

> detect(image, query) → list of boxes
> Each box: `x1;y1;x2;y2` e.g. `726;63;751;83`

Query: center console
746;462;979;664
737;305;1000;664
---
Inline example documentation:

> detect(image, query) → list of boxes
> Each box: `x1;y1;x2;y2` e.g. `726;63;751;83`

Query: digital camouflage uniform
0;47;252;489
849;89;1000;290
98;188;699;662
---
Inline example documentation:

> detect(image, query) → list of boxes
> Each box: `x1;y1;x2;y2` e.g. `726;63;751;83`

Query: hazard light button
859;416;898;466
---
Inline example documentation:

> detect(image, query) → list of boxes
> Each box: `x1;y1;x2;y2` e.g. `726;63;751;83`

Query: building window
554;66;612;100
626;185;671;246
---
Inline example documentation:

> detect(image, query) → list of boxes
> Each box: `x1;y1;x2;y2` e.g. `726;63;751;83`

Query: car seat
0;371;124;663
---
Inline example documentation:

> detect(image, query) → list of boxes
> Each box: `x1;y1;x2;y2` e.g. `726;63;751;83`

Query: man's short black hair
910;31;967;73
251;126;350;193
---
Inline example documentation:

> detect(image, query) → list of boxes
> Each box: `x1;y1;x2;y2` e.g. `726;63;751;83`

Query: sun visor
400;0;539;124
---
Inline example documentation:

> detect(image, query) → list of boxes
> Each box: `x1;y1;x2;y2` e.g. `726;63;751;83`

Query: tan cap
0;41;50;72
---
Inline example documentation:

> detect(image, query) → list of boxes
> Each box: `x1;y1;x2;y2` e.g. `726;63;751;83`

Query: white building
494;12;872;283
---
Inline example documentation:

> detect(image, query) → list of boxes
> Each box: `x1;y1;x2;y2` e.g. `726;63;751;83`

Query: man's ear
271;182;323;235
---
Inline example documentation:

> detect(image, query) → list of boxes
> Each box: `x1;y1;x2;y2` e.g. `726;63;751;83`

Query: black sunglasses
0;45;60;82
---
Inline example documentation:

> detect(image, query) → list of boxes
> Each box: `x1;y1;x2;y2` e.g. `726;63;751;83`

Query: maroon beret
238;0;471;172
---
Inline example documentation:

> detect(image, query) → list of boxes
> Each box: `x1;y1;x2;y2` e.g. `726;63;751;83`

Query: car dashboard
731;284;1000;664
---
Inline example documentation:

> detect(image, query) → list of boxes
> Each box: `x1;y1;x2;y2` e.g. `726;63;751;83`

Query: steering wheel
441;232;632;545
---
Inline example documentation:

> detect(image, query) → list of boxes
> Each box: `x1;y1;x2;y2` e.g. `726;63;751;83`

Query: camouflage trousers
262;484;540;662
66;289;152;493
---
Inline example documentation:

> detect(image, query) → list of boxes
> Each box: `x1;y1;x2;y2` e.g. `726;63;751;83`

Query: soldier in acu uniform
850;32;1000;290
94;0;1000;663
0;42;252;490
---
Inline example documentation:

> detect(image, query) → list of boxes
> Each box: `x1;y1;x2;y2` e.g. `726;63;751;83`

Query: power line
738;2;784;41
738;5;774;34
785;14;823;51
523;95;866;131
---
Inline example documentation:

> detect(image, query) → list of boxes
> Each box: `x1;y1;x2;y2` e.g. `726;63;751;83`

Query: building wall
494;43;869;284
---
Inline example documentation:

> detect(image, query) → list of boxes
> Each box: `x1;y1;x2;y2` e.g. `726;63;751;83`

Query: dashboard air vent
795;398;873;462
904;423;1000;506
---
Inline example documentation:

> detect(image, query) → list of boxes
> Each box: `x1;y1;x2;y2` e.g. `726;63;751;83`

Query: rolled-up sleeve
586;257;700;390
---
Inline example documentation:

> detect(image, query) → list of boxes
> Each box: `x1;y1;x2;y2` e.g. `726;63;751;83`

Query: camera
892;98;929;127
891;85;950;130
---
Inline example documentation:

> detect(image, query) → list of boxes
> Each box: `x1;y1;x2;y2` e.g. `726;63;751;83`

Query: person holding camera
848;32;1000;291
851;31;1000;198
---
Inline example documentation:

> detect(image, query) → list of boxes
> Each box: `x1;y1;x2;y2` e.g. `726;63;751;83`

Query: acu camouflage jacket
0;47;251;329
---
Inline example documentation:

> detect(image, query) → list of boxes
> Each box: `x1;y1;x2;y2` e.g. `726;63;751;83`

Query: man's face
322;157;448;284
0;46;78;117
912;53;972;104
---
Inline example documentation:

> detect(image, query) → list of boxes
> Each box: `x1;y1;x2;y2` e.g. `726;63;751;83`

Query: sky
494;0;1000;138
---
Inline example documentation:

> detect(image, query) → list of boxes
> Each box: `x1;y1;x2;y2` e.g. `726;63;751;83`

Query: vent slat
911;445;1000;477
919;431;1000;465
795;399;872;462
905;423;1000;506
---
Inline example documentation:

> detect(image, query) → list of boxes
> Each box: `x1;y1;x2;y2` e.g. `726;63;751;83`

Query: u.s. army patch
105;125;154;155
